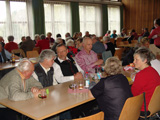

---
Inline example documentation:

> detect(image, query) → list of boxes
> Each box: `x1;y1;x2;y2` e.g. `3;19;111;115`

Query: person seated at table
104;30;111;37
131;47;160;116
120;28;127;37
51;37;64;54
83;31;91;38
53;44;84;83
90;57;133;120
19;36;26;48
110;30;117;38
75;37;83;51
33;34;40;45
4;35;18;53
0;44;19;63
65;32;73;42
66;39;78;57
35;34;50;53
0;58;43;120
92;35;105;54
127;29;138;43
0;36;5;48
140;37;160;59
46;32;55;44
75;37;103;74
20;36;35;55
32;49;57;87
103;36;115;56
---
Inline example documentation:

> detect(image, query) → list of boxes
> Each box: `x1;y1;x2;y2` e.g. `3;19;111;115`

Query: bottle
11;53;15;63
85;72;90;89
97;66;101;80
94;68;99;82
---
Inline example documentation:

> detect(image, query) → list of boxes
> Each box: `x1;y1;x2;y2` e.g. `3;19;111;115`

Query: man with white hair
0;58;43;119
75;37;103;74
32;49;57;87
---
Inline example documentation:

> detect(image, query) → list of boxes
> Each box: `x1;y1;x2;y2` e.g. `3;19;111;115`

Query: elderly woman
90;57;132;120
66;39;78;57
103;36;115;56
131;47;160;116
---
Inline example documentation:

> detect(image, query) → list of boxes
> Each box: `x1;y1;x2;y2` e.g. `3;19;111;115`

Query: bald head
82;37;92;53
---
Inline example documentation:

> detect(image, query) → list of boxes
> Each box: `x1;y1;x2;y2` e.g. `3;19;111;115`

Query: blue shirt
92;41;105;54
0;49;12;62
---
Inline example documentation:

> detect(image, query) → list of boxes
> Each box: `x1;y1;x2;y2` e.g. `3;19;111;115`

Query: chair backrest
131;40;138;44
110;38;115;44
114;48;124;60
116;37;124;42
148;85;160;116
26;50;39;58
11;48;26;57
73;111;104;120
102;51;112;63
33;47;40;53
119;93;144;120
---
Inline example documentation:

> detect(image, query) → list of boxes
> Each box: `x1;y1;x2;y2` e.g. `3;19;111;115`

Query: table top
0;60;19;70
0;81;94;120
118;44;136;48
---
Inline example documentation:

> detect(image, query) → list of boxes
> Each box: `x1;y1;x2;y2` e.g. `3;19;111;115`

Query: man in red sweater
4;35;18;53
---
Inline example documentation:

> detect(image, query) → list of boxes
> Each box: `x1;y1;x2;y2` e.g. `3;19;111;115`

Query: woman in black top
91;57;132;120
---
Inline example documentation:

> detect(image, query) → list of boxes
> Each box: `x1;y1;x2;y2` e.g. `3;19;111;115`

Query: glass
78;80;84;90
39;89;47;99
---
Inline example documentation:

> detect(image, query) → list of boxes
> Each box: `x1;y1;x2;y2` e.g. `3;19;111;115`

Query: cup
71;83;77;90
78;81;84;90
41;89;47;99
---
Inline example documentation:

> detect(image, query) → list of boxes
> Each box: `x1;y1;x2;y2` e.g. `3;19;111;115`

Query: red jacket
4;42;18;53
35;39;50;53
148;26;160;46
131;66;160;111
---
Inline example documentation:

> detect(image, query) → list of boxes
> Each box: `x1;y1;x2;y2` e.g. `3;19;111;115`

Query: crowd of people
0;18;160;120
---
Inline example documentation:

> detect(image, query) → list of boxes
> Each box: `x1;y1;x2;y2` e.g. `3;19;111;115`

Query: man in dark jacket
32;49;57;87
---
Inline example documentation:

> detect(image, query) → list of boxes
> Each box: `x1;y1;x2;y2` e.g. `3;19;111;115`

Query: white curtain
44;1;71;39
108;5;120;35
79;4;102;37
0;0;33;43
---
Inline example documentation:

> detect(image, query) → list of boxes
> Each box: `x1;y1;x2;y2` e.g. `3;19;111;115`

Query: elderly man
4;35;18;53
92;35;105;54
53;44;83;83
75;37;103;74
0;59;43;119
32;49;57;87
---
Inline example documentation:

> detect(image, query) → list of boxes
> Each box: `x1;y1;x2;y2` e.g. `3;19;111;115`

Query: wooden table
0;61;19;70
0;81;94;120
118;44;136;48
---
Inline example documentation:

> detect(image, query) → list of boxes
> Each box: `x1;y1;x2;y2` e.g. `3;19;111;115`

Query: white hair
17;58;32;72
39;49;56;62
66;39;74;46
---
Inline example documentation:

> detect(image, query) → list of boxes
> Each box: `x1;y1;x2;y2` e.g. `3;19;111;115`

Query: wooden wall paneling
122;0;160;35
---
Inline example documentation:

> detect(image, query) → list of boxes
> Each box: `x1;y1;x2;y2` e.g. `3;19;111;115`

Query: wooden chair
73;111;104;120
11;49;26;57
119;93;144;120
131;40;138;44
33;47;40;53
116;41;124;48
116;37;124;42
110;38;115;44
114;48;125;60
26;50;39;58
140;85;160;119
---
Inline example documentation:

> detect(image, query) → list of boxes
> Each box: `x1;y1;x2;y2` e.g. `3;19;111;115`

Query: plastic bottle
97;66;101;80
85;72;90;89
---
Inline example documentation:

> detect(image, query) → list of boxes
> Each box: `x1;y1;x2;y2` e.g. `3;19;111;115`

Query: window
79;4;102;37
108;6;120;35
0;0;33;44
44;2;71;39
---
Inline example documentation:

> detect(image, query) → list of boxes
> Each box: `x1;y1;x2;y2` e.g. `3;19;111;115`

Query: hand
74;72;83;80
94;59;103;66
31;87;40;93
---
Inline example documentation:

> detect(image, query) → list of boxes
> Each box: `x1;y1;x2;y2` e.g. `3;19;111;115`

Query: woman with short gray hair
90;57;132;120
